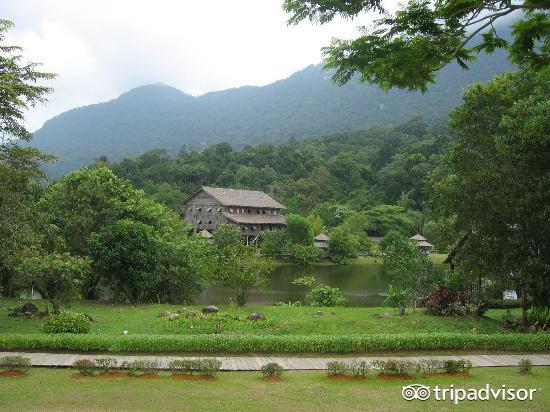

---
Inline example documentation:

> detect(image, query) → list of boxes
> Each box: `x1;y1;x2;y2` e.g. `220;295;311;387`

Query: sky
1;0;389;131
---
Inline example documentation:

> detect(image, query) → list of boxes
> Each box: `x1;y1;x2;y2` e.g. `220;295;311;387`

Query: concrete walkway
2;352;549;371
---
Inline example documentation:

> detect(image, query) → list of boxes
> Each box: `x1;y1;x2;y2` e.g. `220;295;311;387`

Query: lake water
198;259;394;307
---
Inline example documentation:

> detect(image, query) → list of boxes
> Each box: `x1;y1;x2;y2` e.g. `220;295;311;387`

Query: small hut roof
199;229;213;239
314;233;329;241
410;234;427;241
416;240;433;248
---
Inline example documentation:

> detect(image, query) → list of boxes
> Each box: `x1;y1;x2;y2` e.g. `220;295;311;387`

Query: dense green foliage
0;332;548;353
284;1;548;91
42;311;91;334
429;70;550;322
0;20;56;297
31;51;514;177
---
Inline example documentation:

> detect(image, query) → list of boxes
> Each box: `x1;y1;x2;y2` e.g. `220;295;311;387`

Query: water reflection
198;260;393;307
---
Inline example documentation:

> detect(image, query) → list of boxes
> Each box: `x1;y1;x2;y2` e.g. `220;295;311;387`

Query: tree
261;229;289;257
382;231;439;315
283;1;549;91
328;226;360;264
428;69;550;324
213;224;243;249
0;20;56;295
365;204;414;235
214;244;273;306
340;212;372;252
15;252;90;313
89;219;162;303
285;214;314;245
306;214;324;236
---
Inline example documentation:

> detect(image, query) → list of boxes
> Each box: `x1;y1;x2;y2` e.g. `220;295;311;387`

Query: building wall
183;190;285;236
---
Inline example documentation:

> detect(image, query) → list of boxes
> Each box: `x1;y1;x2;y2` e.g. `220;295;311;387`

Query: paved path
2;352;549;371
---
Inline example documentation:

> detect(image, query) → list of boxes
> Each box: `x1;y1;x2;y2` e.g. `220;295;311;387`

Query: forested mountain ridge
32;50;514;176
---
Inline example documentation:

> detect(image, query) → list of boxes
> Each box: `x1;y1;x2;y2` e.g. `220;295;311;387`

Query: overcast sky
2;0;392;131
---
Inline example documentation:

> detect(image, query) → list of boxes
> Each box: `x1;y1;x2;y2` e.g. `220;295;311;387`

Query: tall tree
428;70;550;323
0;19;56;295
283;1;549;91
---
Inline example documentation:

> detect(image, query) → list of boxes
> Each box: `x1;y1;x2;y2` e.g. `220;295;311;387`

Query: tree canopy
283;0;549;91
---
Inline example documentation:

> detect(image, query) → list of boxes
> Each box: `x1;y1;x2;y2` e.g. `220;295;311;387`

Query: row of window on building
187;206;277;215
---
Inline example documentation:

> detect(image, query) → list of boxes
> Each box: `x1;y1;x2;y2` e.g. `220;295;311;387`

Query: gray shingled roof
410;234;427;241
202;187;286;209
223;212;286;225
314;233;329;241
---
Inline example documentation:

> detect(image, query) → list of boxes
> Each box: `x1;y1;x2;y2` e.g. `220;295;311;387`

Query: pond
198;258;394;307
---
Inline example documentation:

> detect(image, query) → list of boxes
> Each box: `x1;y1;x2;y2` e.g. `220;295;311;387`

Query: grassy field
0;298;517;336
0;367;547;411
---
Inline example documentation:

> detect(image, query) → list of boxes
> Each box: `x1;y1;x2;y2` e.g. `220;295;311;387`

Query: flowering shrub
326;361;348;376
421;284;486;316
42;312;90;334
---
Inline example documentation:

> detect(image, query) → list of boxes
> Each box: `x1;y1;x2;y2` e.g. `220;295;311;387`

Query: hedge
0;333;548;353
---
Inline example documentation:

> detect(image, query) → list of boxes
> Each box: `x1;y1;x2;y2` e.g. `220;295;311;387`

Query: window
251;226;257;230
207;208;212;212
198;208;202;212
217;208;222;212
248;209;251;213
208;220;212;225
257;210;260;214
230;208;234;213
197;220;202;224
262;210;266;214
188;207;192;211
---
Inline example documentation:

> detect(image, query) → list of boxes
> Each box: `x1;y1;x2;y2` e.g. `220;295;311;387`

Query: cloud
1;0;381;131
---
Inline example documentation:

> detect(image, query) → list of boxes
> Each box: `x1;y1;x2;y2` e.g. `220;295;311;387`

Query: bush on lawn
42;312;91;334
73;359;96;376
349;360;370;378
307;285;347;307
443;359;472;374
0;333;549;353
0;355;31;372
326;361;348;376
372;360;417;376
421;284;486;316
124;359;160;376
518;359;532;375
261;362;283;377
95;357;118;374
168;359;221;376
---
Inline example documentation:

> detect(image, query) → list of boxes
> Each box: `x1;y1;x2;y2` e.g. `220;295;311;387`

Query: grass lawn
0;367;548;411
0;298;515;336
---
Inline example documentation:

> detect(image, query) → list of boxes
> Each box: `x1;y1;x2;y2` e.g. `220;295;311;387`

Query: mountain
32;51;515;176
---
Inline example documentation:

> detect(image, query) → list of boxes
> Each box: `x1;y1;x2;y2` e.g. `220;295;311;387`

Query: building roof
222;212;286;226
196;187;286;209
410;234;427;241
416;240;433;248
199;229;213;239
314;233;329;241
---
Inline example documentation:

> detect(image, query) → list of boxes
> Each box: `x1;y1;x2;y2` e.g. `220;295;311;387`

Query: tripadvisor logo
402;384;538;404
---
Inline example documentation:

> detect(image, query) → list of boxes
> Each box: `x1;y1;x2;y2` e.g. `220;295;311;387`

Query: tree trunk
521;285;529;326
399;302;405;316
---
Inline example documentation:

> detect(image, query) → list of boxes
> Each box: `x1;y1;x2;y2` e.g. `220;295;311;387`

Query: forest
106;118;457;250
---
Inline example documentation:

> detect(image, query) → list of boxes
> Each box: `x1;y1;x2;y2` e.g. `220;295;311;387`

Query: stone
202;306;219;314
22;302;38;313
247;312;265;321
168;313;180;321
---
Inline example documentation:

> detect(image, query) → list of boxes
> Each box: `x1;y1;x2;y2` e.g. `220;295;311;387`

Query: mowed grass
0;298;515;336
0;367;548;411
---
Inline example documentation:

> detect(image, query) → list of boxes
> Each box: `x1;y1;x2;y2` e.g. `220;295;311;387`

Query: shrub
73;359;96;376
326;361;348;376
42;311;90;334
443;359;472;374
1;333;549;353
529;305;550;331
349;360;369;378
421;284;486;316
372;360;417;376
94;357;118;374
0;355;31;372
307;285;347;307
198;358;222;377
419;359;446;374
286;244;322;265
168;359;199;374
261;362;284;377
518;359;532;375
125;359;160;376
487;299;522;309
168;359;221;376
